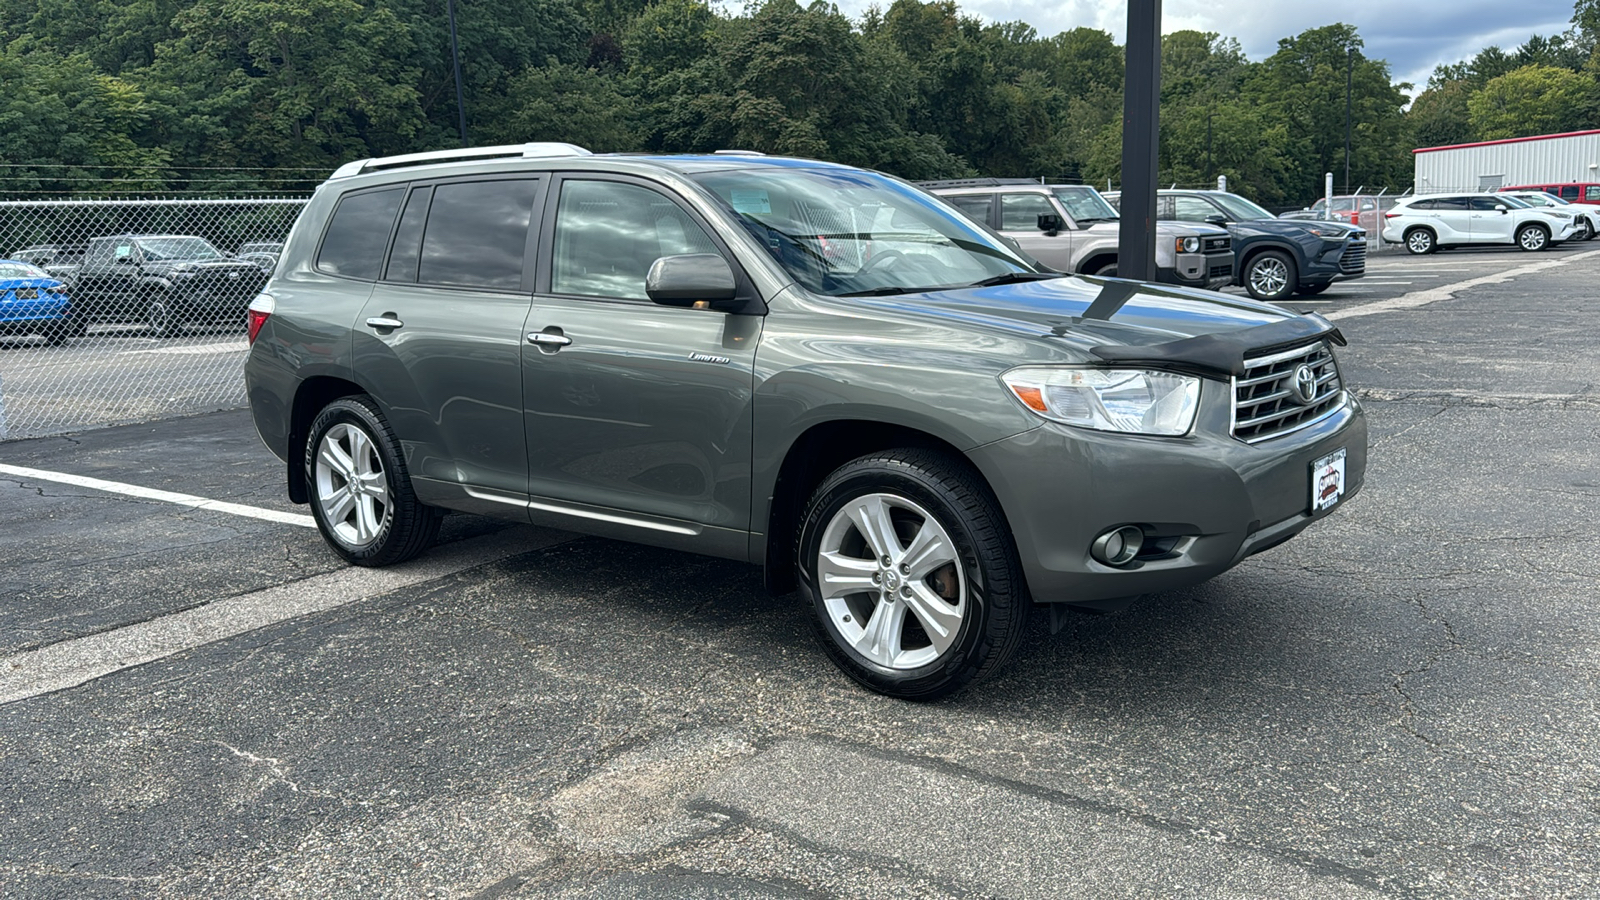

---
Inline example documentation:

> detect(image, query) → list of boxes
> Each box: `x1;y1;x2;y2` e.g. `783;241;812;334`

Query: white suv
1382;193;1579;254
1496;190;1599;241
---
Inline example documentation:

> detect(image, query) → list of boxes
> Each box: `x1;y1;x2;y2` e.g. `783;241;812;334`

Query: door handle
366;316;404;329
527;332;572;347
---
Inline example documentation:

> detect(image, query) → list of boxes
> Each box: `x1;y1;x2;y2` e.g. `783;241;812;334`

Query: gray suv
245;144;1368;699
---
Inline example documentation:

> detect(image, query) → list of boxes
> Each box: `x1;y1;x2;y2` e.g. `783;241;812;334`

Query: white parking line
0;526;570;705
0;463;314;528
1329;248;1600;321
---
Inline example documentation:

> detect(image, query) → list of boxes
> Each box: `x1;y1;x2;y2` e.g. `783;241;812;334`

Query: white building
1413;129;1600;194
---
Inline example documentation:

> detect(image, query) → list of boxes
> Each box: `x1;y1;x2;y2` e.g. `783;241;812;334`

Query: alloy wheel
1248;257;1289;297
815;492;967;670
314;422;392;547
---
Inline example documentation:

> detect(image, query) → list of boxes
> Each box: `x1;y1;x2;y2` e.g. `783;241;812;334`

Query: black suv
74;234;268;336
1108;190;1367;302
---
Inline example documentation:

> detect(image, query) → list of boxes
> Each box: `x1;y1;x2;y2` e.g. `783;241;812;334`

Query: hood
1231;218;1362;240
862;275;1341;377
0;277;65;292
149;258;267;275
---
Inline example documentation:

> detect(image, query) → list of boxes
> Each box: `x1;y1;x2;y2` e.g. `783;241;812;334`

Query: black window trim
314;184;408;283
378;173;548;294
535;172;764;314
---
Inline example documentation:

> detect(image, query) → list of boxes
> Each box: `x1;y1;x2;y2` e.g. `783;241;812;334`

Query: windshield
1052;186;1118;223
139;237;223;261
0;262;48;280
1497;195;1532;208
1210;193;1276;221
689;167;1036;296
1512;193;1560;206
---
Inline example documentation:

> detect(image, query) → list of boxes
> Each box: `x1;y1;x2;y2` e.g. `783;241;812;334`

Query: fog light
1091;526;1145;567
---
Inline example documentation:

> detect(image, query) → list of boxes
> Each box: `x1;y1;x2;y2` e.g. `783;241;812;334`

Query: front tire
1516;223;1549;251
795;449;1029;700
305;394;442;566
1243;250;1296;302
147;294;179;338
1091;261;1118;277
1405;228;1436;255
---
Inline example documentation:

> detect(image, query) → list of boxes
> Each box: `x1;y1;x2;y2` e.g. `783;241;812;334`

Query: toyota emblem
1291;364;1318;405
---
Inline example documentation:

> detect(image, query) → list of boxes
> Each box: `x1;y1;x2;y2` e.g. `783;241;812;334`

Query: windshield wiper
968;272;1063;287
839;286;941;297
1076;216;1117;224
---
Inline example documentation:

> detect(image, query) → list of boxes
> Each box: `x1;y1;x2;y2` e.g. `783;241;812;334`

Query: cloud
832;0;1578;91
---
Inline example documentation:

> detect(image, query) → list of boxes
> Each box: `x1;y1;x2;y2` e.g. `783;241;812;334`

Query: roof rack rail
915;177;1048;189
712;149;767;156
328;142;593;180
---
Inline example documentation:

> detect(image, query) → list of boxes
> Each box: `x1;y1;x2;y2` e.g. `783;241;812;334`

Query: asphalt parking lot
2;242;1599;899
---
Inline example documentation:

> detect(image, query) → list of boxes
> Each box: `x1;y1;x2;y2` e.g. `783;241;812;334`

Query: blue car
0;259;83;344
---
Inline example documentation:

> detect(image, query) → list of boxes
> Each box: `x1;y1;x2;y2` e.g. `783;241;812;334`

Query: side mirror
1204;214;1229;226
646;254;740;310
1494;204;1508;213
1036;213;1062;235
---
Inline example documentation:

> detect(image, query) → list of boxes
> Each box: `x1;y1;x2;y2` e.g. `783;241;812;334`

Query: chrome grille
1232;341;1346;443
1339;237;1367;275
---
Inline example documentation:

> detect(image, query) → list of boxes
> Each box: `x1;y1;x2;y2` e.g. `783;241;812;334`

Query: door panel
997;193;1073;270
523;177;759;538
1468;197;1514;244
353;178;541;497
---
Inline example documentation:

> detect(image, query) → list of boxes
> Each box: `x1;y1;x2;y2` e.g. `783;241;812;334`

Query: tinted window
552;180;720;300
1408;199;1436;210
946;195;993;225
999;193;1055;230
318;188;403;280
1432;197;1469;210
385;187;431;282
1559;186;1580;200
417;179;540;290
1468;197;1503;211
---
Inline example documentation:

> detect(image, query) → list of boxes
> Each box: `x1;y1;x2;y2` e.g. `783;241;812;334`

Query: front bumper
967;382;1367;607
1160;248;1234;290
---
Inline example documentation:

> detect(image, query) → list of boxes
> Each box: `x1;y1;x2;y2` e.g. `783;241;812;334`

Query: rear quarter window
317;188;405;280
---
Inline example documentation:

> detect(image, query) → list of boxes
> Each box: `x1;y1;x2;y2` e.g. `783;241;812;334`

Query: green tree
1467;63;1597;139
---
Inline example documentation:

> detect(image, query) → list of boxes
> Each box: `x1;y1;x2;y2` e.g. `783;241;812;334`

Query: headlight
1307;225;1348;238
1175;236;1200;253
1000;367;1200;436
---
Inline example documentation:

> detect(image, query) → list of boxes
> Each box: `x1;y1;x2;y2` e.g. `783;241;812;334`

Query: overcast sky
830;0;1580;97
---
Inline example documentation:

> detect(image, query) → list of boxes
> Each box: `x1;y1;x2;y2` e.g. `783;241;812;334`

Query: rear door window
946;195;993;227
1558;186;1580;200
318;188;404;280
418;179;541;290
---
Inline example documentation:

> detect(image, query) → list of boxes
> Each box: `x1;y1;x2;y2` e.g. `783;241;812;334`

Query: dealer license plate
1311;448;1347;513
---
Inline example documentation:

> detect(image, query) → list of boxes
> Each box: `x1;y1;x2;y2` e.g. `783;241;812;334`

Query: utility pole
448;0;469;147
1344;44;1353;194
1118;0;1162;282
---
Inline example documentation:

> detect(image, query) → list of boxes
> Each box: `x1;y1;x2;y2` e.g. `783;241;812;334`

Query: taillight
1384;211;1402;218
247;293;274;344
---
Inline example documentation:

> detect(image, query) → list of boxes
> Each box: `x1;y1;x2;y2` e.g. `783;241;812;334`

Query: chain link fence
0;198;308;440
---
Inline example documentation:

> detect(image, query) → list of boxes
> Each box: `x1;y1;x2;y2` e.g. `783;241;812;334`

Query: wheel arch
760;419;1013;596
1236;241;1299;278
1076;251;1117;275
286;375;367;504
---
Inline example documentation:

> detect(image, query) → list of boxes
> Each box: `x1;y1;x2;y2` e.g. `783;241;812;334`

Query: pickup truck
921;179;1234;289
73;234;268;336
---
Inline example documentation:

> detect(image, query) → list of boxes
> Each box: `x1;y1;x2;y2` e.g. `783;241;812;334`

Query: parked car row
1379;193;1584;254
2;235;274;340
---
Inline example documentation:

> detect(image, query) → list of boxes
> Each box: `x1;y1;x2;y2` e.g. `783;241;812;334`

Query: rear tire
795;449;1029;700
1405;228;1436;255
305;394;443;567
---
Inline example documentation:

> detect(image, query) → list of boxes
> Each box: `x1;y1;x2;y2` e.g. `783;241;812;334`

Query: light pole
1344;44;1353;194
1118;0;1162;282
448;0;469;147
